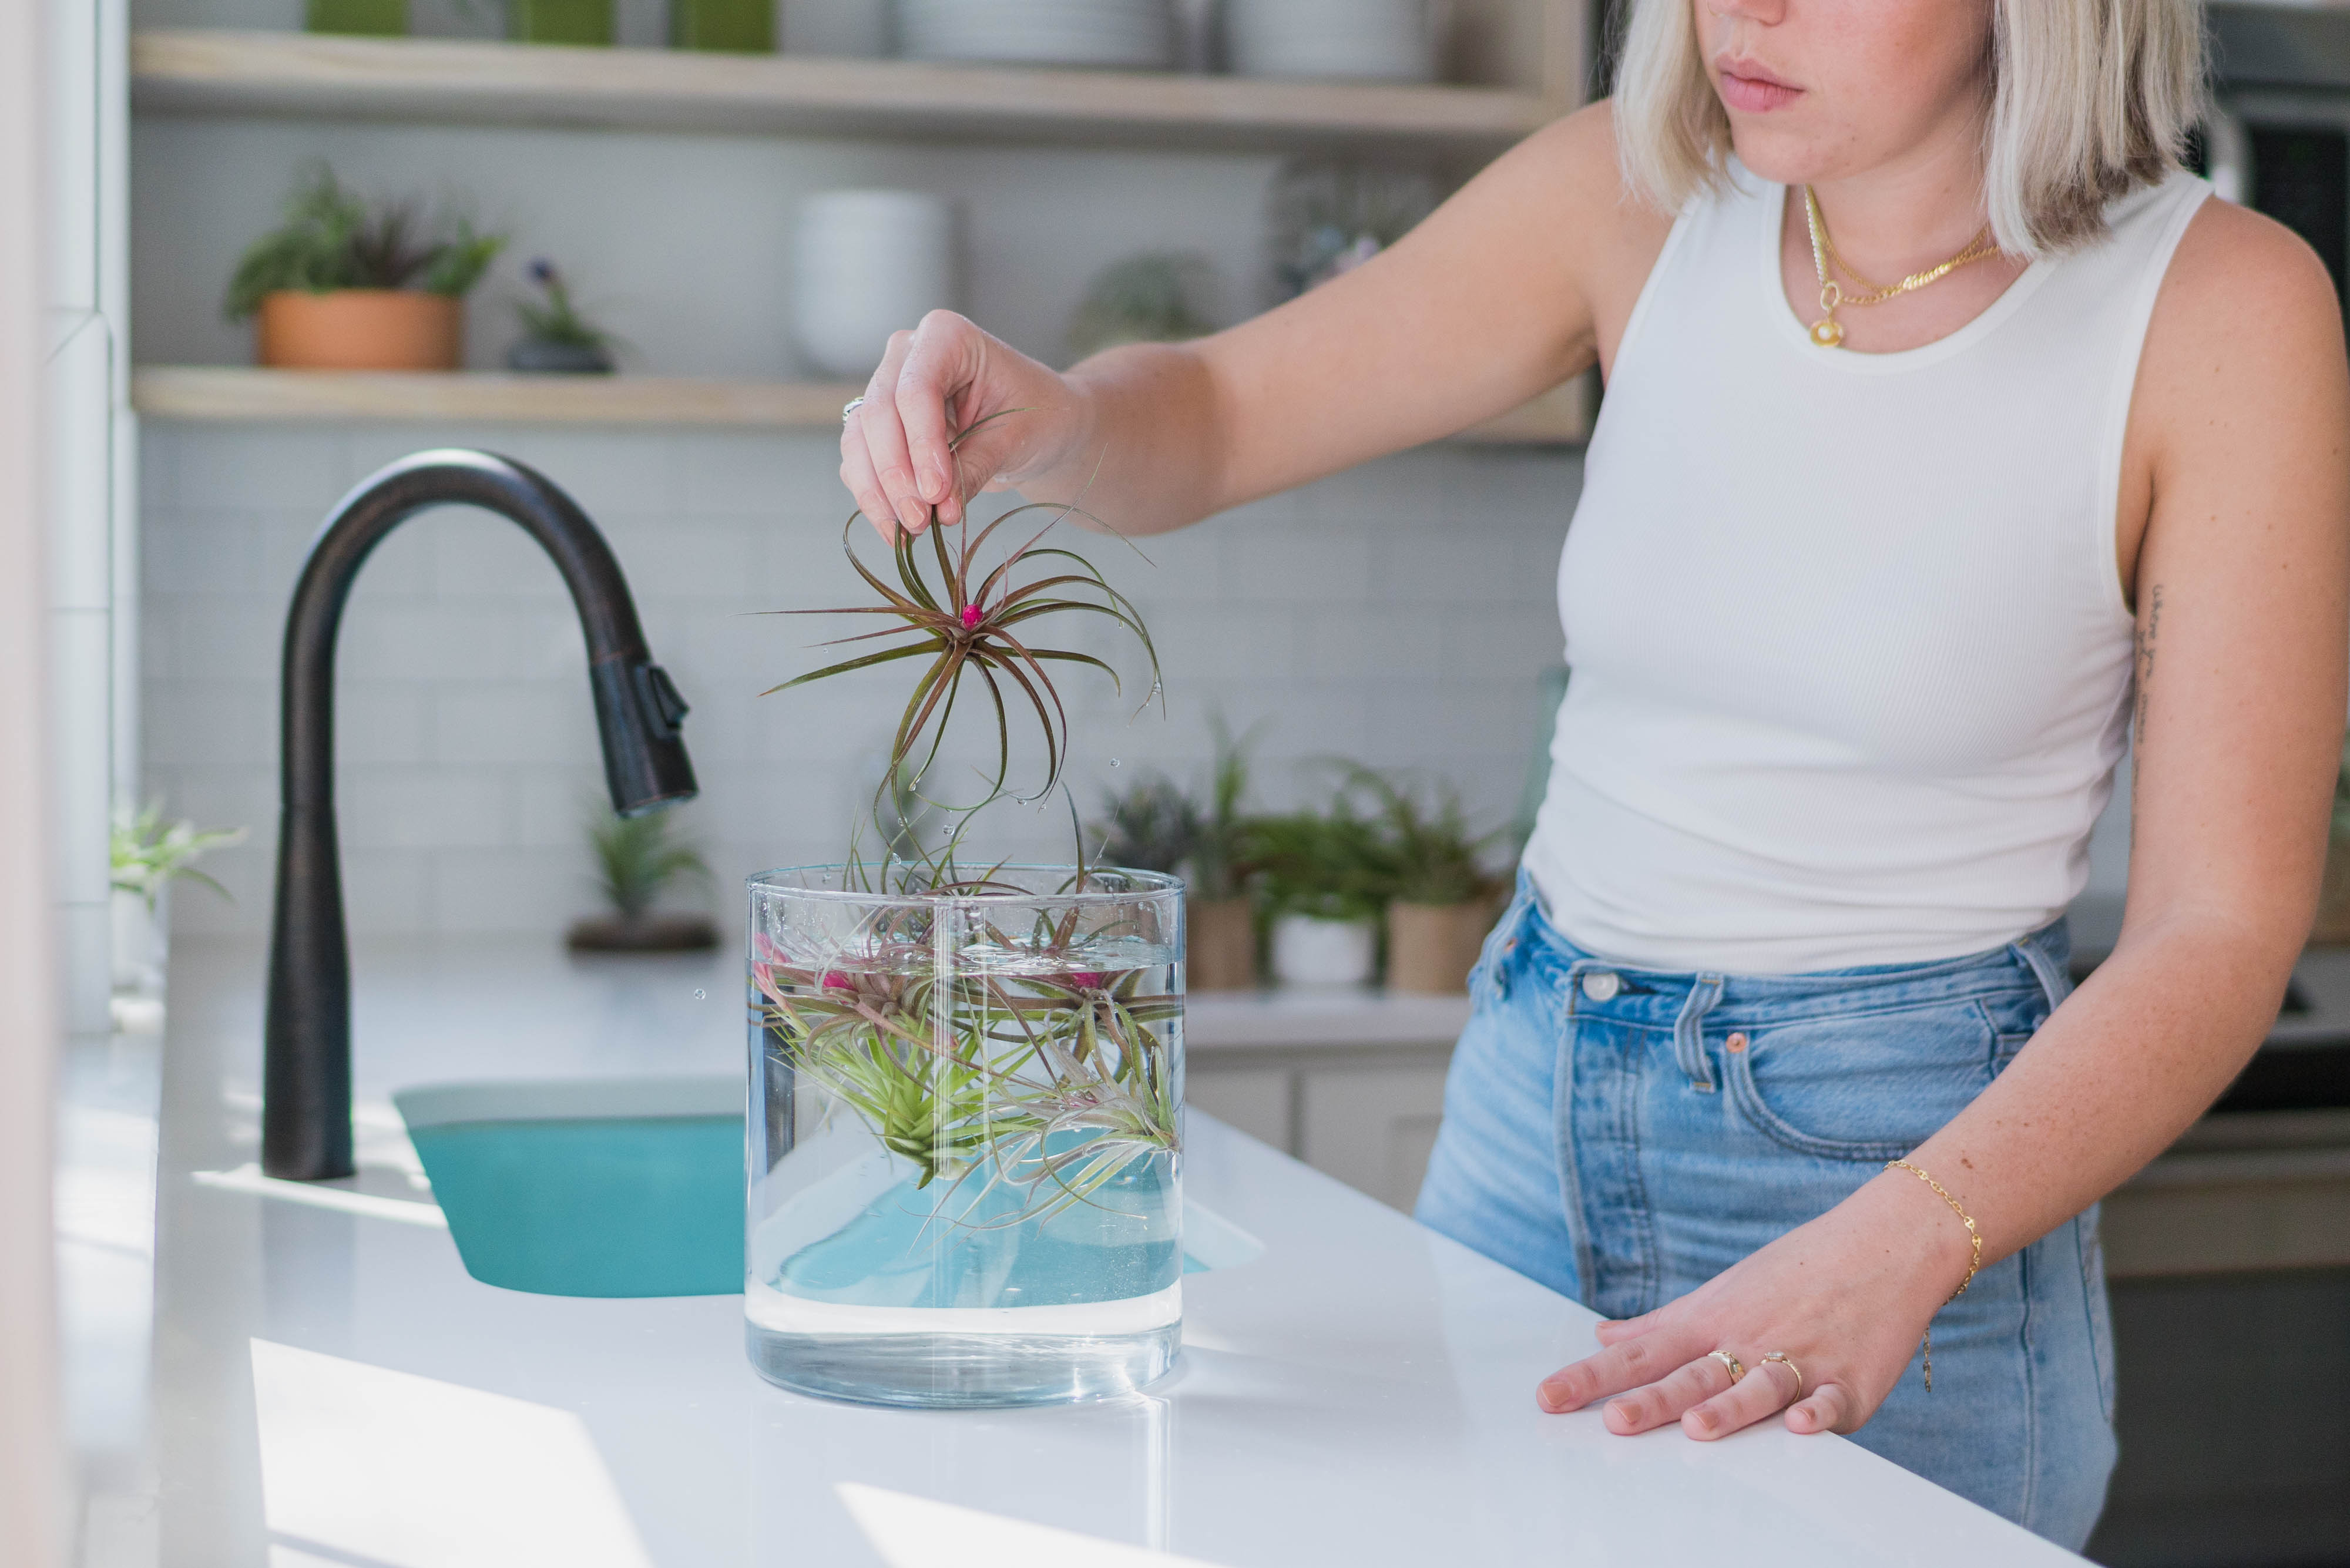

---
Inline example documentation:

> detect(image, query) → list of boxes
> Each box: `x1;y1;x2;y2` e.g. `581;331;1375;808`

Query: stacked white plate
1224;0;1442;83
896;0;1176;69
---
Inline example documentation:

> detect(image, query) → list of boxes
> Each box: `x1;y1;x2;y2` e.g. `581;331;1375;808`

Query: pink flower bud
821;970;853;991
1069;971;1104;991
960;605;983;630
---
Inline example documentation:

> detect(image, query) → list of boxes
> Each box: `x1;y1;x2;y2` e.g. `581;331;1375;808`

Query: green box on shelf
511;0;614;45
671;0;773;53
306;0;406;36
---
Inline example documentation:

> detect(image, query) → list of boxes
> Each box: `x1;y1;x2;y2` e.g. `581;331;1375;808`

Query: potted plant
307;0;406;36
508;258;617;374
1251;790;1394;988
672;0;773;51
1066;252;1218;364
1349;767;1505;994
109;801;244;1018
1184;721;1262;991
746;418;1181;1407
509;0;613;45
566;808;717;951
224;163;505;372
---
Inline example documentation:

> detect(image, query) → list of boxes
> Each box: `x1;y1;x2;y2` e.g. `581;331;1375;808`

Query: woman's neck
1802;105;1996;277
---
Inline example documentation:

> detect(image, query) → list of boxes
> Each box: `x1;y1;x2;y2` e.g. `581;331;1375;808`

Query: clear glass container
744;865;1184;1408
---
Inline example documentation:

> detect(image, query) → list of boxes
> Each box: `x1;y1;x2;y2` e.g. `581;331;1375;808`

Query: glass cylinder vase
744;865;1184;1408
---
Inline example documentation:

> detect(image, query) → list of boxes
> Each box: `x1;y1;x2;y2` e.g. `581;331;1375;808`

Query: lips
1716;57;1802;113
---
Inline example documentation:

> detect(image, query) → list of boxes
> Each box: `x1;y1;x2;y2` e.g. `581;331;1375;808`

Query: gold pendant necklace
1802;186;1999;349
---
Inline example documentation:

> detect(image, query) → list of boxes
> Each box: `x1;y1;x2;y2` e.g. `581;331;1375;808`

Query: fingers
1593;1308;1666;1345
1681;1355;1801;1441
1600;1355;1735;1436
895;311;974;525
1785;1382;1852;1435
1536;1327;1706;1414
847;330;931;538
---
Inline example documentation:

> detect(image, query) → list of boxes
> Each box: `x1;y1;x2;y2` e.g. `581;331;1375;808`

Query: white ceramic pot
1270;912;1378;988
1223;0;1444;82
111;884;167;999
792;190;960;380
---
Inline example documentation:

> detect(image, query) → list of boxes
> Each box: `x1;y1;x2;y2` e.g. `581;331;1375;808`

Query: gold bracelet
1885;1158;1982;1393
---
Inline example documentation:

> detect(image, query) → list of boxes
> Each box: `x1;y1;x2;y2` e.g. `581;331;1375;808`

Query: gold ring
1761;1351;1803;1398
1708;1350;1745;1384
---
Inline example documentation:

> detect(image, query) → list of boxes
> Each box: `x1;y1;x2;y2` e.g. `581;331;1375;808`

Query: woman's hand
1535;1173;1970;1440
839;310;1089;540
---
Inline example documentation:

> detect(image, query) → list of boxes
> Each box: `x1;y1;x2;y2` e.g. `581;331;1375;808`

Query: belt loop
1483;881;1536;1001
2009;925;2073;1012
1673;975;1725;1092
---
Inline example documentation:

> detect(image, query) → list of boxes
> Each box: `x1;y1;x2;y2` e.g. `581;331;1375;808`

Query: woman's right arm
839;102;1665;540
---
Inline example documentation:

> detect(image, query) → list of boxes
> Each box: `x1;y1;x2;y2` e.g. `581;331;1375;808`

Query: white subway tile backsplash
146;421;1583;935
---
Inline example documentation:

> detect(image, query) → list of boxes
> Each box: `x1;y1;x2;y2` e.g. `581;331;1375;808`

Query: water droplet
691;989;707;1001
1109;758;1122;768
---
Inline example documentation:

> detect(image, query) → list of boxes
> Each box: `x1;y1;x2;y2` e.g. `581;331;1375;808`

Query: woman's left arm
1536;198;2350;1441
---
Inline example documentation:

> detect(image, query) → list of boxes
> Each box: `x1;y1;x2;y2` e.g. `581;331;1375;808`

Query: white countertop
129;936;2077;1567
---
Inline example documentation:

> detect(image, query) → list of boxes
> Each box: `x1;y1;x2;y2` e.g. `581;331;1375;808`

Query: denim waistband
1491;870;2074;1031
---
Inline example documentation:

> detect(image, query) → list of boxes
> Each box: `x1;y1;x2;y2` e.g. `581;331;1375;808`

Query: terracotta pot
257;290;463;371
2312;836;2350;945
1187;897;1257;991
1386;897;1502;995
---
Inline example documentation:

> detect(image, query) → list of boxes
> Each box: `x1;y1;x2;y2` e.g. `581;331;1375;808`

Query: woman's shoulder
1499;101;1678;356
2147;188;2341;368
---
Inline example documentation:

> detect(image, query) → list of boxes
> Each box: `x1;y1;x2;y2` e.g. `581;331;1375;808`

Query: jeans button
1580;971;1621;1002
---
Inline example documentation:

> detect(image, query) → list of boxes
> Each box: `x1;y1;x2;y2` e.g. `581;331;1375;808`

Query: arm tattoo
2134;583;2166;744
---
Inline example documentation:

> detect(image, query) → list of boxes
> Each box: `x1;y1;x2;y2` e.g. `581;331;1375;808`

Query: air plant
764;409;1163;892
754;414;1180;1234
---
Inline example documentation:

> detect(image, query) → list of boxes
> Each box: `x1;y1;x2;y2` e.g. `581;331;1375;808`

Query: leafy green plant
1344;765;1504;906
224;162;506;321
588;809;709;923
1089;774;1197;875
1187;717;1260;901
516;257;612;348
754;414;1178;1232
110;802;245;911
1247;798;1394;922
1066;252;1217;364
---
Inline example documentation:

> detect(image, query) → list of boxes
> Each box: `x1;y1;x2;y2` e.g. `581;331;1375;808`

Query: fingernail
922;467;949;502
1690;1410;1717;1433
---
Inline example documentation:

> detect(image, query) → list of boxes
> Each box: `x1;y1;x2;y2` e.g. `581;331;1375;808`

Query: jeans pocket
1724;996;2003;1162
1466;887;1532;1008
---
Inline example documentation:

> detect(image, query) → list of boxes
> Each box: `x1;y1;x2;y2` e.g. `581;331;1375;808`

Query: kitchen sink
395;1077;1260;1298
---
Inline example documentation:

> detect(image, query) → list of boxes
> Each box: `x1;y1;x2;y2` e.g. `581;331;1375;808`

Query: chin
1725;122;1829;186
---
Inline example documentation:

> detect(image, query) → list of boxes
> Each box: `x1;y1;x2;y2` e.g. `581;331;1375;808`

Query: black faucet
263;450;697;1181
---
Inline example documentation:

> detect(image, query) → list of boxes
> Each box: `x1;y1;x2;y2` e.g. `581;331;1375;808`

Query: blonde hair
1611;0;2206;256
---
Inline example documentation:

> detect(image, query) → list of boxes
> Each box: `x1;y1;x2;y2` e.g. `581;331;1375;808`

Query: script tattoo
2134;583;2166;743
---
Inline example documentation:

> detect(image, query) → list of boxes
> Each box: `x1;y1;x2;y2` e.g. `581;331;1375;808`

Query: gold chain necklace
1801;186;1999;349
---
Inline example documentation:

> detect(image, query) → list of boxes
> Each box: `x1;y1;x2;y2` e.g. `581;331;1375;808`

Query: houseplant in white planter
109;801;243;1019
1253;793;1392;988
746;430;1182;1407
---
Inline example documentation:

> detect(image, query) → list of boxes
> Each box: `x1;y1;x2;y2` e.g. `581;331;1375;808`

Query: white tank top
1522;163;2210;973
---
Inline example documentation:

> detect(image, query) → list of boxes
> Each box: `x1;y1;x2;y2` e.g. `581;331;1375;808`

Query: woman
840;0;2348;1547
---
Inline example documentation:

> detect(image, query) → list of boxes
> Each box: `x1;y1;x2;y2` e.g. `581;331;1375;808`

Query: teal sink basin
395;1077;1263;1300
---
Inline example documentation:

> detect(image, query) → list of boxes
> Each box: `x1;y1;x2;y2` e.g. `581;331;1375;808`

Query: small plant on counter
508;257;617;374
1089;774;1197;876
1347;767;1507;995
1250;787;1395;989
1185;720;1265;990
110;801;246;1008
567;808;717;952
224;162;505;371
109;801;246;912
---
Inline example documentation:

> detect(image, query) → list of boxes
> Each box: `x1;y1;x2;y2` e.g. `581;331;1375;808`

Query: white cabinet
1187;991;1466;1212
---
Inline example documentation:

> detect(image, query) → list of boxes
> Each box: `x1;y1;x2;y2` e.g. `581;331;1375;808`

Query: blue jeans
1416;877;2118;1549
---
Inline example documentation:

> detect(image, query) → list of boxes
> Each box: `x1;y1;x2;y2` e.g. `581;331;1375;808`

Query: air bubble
1109;758;1122;768
692;989;707;1000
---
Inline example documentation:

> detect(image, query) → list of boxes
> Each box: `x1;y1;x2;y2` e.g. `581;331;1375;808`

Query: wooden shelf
130;29;1567;150
131;365;1592;444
